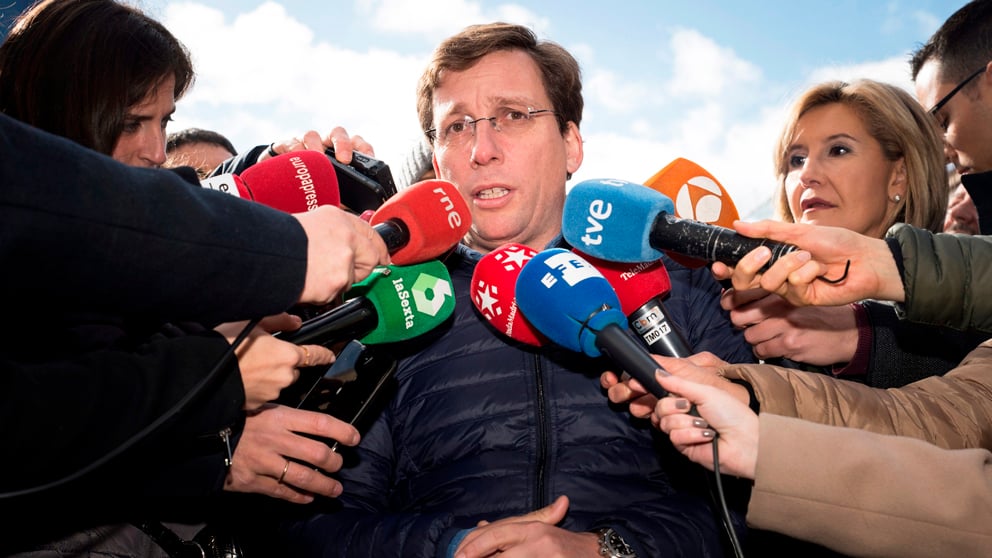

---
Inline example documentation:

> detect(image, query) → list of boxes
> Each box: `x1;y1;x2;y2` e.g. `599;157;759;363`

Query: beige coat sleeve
720;340;992;449
748;413;992;558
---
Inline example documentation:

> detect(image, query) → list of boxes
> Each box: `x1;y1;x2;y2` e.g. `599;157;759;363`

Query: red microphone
369;179;471;266
470;243;545;346
644;157;740;269
577;250;691;358
200;150;341;212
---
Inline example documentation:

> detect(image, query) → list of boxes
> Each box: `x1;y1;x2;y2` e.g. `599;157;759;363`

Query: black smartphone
325;147;398;213
290;340;397;452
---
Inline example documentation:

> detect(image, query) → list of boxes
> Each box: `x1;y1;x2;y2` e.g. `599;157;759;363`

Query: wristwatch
595;527;637;558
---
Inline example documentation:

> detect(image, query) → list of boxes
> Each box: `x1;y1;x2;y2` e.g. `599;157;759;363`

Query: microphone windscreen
470;243;545;346
200;173;252;199
562;178;673;262
370;179;471;265
240;151;341;212
347;259;455;344
577;250;672;315
515;248;626;357
644;158;740;268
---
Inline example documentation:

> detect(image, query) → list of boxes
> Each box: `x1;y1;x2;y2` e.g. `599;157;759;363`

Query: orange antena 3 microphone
644;158;740;268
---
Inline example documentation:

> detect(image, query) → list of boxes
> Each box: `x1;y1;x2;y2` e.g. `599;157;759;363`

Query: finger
710;260;733;281
600;370;620;389
278;459;345;499
300;130;324;152
258;312;303;333
326;127;353;163
350;134;375;157
299;344;335;368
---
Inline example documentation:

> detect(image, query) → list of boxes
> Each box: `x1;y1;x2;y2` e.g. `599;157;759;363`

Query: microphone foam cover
562;178;673;262
346;260;455;344
470;243;545;346
200;173;252;199
645;158;740;268
370;179;471;265
577;250;673;316
515;248;626;357
240;151;341;213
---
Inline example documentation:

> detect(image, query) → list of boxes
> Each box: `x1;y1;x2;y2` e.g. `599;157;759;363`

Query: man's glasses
929;65;987;119
427;106;556;148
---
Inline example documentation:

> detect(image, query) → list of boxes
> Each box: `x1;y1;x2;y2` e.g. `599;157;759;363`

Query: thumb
531;494;569;525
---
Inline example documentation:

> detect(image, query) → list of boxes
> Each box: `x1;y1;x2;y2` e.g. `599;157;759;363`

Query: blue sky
4;0;964;217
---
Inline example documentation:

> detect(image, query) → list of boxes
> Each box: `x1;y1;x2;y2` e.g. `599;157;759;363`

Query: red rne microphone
471;243;545;347
200;151;341;212
577;250;691;358
644;157;740;268
369;179;470;265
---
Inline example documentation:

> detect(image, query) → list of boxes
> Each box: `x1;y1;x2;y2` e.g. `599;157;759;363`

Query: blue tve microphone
562;178;797;266
514;248;672;399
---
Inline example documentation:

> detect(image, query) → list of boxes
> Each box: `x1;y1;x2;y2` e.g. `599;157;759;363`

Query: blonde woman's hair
772;79;946;234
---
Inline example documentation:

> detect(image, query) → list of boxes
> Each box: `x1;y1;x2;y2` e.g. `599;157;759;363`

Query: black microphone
563;178;797;268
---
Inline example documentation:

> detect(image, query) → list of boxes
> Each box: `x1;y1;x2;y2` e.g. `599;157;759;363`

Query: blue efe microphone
514;248;673;399
562;178;797;266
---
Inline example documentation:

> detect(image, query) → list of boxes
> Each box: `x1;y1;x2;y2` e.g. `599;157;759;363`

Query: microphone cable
0;317;260;500
710;433;745;558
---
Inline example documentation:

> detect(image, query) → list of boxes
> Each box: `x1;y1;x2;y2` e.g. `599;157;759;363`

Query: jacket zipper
533;352;548;508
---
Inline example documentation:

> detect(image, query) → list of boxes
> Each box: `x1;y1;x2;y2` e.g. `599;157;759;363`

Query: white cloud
668;28;762;98
363;0;549;38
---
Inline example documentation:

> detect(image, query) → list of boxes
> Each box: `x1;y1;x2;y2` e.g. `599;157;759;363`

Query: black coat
276;242;756;557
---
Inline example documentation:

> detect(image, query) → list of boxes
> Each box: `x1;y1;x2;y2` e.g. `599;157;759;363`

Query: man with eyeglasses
913;0;992;236
266;22;755;558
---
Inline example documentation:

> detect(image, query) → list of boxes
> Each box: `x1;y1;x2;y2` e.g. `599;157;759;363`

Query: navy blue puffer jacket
279;241;756;557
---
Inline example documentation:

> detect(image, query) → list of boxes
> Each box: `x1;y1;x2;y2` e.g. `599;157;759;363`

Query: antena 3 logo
675;175;723;223
392;273;453;328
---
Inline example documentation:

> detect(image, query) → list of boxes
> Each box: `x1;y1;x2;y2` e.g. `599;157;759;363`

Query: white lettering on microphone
580;199;612;246
432;187;464;230
290;156;320;211
392;277;415;329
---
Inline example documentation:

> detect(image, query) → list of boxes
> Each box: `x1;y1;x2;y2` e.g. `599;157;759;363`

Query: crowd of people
2;0;991;557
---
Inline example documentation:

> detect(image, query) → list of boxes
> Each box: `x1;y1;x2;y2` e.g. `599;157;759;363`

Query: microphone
369;179;471;266
576;251;691;358
200;151;340;212
470;243;546;346
562;178;797;267
644;158;741;269
514;248;673;399
278;259;455;346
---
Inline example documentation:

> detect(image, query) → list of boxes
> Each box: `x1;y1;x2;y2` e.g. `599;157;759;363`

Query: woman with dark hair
0;2;382;556
0;0;193;163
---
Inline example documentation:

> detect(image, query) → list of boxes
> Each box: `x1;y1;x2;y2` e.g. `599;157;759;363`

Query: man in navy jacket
275;23;754;557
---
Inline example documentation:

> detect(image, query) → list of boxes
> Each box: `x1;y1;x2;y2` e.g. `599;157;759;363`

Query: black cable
711;434;745;558
0;317;261;500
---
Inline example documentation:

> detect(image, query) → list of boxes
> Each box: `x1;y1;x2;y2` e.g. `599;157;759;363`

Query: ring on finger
278;458;291;484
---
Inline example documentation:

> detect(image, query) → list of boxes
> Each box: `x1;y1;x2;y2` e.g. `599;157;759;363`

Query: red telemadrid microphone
644;157;740;268
470;243;546;346
200;150;341;212
576;251;692;358
369;179;471;266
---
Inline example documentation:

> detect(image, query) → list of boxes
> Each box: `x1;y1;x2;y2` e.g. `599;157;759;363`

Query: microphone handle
595;323;672;399
650;213;797;269
373;219;409;254
596;322;699;416
627;297;692;358
278;296;378;346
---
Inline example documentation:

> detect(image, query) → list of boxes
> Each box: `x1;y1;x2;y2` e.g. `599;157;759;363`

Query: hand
720;288;859;365
224;404;360;503
454;496;598;558
654;373;759;479
215;313;335;409
602;352;743;418
260;127;375;163
724;220;904;306
294;205;390;305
